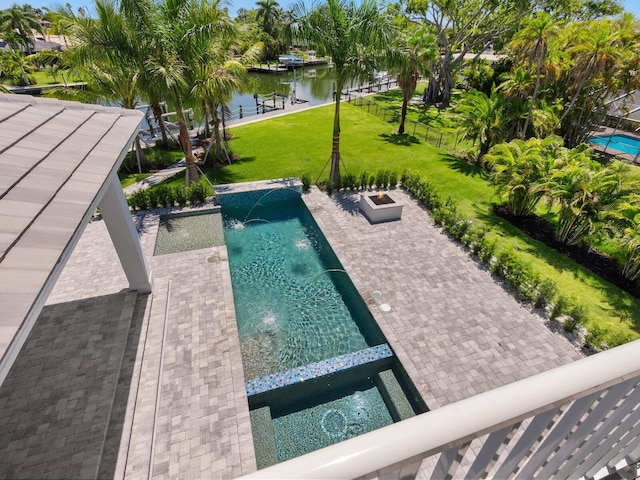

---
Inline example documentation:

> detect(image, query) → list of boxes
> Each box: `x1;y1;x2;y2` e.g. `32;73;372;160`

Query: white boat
279;55;304;66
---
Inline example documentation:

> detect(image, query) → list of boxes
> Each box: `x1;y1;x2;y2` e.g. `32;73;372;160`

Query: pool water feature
221;191;427;468
223;198;383;379
589;134;640;156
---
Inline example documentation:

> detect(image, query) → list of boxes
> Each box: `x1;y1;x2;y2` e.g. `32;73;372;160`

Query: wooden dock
248;59;329;74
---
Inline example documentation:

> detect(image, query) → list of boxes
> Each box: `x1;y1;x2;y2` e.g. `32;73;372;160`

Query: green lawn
119;172;153;189
154;101;640;346
34;69;85;85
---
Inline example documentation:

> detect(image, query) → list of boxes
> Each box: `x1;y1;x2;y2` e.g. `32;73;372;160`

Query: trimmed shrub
469;228;487;256
375;169;389;189
359;171;370;190
584;324;605;351
569;303;588;325
491;247;538;302
388;171;399;189
341;172;357;190
156;184;174;208
367;171;376;189
535;278;558;309
403;172;421;193
127;189;149;210
326;178;334;195
551;294;571;320
187;182;207;205
174;186;187;207
301;173;312;191
477;236;497;264
431;197;457;227
146;188;160;209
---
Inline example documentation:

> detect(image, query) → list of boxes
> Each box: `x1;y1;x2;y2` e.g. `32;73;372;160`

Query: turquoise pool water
223;198;385;380
590;134;640;156
221;194;426;468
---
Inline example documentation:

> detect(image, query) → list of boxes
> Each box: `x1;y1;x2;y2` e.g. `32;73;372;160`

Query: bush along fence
347;96;466;154
126;181;212;210
399;170;639;352
314;168;629;353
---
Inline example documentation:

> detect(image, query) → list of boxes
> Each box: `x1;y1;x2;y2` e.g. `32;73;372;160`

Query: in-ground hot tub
359;192;403;223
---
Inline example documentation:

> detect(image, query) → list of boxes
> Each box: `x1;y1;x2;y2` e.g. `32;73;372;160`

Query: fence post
438;132;443;147
454;131;459;148
273;90;276;108
239;106;243;119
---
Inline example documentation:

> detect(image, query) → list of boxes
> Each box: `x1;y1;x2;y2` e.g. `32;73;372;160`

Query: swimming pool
221;193;426;468
589;134;640;156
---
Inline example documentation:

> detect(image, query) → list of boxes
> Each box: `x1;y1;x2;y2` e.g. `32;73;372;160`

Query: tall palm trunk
151;102;170;147
399;93;410;135
330;88;342;185
211;105;222;160
201;100;210;139
523;59;542;138
134;135;148;173
398;74;418;135
177;108;198;185
559;54;596;124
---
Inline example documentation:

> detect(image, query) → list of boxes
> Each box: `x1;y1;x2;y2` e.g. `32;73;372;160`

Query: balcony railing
242;339;640;479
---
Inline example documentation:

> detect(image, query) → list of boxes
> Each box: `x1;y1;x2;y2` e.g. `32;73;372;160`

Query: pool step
250;406;279;469
377;369;416;422
245;344;393;397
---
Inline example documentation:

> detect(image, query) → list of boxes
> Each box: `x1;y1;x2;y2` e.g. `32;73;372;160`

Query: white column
99;175;152;293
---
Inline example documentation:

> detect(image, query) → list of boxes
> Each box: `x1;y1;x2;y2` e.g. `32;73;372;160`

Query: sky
0;0;638;19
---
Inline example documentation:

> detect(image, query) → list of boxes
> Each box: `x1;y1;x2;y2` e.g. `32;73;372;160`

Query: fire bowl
359;193;403;223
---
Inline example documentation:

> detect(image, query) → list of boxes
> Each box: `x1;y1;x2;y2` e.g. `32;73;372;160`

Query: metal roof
0;93;143;374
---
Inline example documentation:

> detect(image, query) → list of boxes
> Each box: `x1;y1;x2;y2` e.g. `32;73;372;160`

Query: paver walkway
303;188;581;408
0;185;580;479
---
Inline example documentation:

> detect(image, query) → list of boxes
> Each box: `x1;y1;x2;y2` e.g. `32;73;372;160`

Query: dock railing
242;338;640;479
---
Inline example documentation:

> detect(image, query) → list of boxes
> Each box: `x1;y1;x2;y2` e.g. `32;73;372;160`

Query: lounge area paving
0;186;580;478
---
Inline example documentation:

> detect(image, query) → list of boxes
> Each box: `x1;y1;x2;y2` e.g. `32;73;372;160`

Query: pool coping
245;344;394;397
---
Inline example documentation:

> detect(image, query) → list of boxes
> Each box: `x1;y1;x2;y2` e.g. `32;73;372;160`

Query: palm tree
0;4;44;53
145;0;238;185
387;25;436;135
292;0;390;185
256;0;280;38
63;0;154;172
508;12;561;138
456;87;505;163
483;136;562;217
546;148;634;246
559;19;622;125
0;48;35;85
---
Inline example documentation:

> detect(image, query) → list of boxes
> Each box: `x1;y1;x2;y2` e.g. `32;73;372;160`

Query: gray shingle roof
0;93;143;367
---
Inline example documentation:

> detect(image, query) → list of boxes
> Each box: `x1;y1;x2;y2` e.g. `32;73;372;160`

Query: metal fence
347;95;468;154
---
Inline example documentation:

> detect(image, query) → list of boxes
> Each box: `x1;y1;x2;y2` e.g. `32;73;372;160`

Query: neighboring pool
221;194;427;468
589;134;640;156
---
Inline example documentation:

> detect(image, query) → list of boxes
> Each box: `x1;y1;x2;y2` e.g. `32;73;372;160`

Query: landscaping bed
494;204;640;299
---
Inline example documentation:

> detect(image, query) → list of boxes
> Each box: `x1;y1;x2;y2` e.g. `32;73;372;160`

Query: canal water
228;64;337;117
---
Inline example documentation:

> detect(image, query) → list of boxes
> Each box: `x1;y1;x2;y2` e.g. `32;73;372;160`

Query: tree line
0;0;637;189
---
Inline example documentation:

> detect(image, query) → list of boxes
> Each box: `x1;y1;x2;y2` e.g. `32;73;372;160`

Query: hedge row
400;171;633;352
127;182;210;210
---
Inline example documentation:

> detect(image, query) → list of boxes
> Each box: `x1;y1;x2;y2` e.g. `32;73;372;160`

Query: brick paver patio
0;186;580;478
